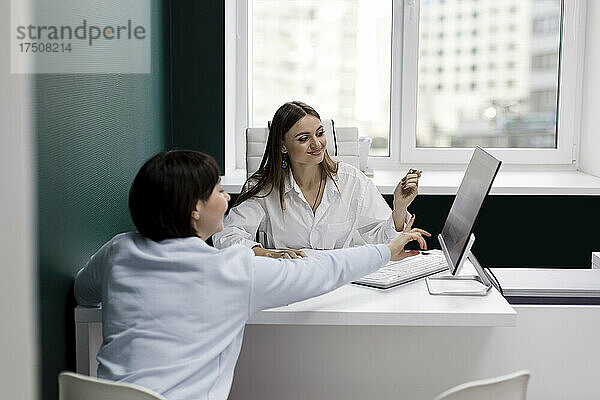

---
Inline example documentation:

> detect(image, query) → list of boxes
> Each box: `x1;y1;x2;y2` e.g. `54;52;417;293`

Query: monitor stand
426;234;493;296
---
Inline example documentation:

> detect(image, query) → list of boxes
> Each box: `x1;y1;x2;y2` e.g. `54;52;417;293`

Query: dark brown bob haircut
129;150;220;242
234;101;338;210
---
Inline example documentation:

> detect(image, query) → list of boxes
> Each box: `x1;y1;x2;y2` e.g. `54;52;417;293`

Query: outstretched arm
249;244;390;312
250;223;429;312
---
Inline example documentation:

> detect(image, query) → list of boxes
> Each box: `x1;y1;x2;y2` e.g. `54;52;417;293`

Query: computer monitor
427;146;502;295
440;146;502;274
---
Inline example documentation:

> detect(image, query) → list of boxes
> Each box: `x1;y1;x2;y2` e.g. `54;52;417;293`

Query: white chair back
434;370;530;400
245;119;359;178
246;127;269;178
59;371;167;400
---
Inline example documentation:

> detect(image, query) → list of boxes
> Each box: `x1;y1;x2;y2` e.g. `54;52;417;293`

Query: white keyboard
353;249;448;289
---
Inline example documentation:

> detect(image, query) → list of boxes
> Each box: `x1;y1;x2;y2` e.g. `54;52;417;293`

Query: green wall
170;0;225;167
35;1;169;399
35;0;227;397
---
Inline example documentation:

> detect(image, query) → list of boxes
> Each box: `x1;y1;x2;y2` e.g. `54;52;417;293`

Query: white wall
0;0;38;398
579;0;600;177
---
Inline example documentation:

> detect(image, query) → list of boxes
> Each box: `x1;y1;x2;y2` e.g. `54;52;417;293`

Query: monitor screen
440;147;502;274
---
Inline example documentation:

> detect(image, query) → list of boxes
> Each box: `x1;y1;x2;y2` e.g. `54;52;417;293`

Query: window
247;0;391;156
412;0;569;158
227;0;583;171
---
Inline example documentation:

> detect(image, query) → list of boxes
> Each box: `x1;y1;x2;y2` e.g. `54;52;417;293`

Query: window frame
396;0;586;166
226;0;587;174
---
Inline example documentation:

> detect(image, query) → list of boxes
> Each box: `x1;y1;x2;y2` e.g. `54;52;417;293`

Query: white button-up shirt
213;163;410;250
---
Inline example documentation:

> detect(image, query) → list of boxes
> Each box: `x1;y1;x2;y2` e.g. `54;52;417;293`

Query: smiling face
281;115;327;167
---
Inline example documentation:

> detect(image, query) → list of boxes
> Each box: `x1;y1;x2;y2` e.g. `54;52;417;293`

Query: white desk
249;274;515;327
74;273;514;375
74;265;600;400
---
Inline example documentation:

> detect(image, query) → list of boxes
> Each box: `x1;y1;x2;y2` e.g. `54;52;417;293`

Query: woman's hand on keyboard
387;214;431;261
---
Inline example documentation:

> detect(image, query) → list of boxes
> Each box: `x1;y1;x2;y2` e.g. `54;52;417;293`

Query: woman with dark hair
74;150;429;400
213;101;421;258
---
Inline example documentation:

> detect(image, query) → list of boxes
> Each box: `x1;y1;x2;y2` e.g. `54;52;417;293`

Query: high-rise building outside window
251;0;392;156
416;0;561;149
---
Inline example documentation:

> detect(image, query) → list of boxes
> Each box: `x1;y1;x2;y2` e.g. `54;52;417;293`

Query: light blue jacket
75;232;390;400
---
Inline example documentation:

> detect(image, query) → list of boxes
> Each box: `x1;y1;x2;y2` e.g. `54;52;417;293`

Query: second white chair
58;371;167;400
434;370;530;400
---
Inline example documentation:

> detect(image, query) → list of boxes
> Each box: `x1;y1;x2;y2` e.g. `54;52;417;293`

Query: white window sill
221;169;600;196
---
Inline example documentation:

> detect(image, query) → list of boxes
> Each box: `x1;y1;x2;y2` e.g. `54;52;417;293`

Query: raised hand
393;169;421;211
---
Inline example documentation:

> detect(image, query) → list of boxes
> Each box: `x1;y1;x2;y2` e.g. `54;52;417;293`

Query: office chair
245;119;359;178
58;371;167;400
434;370;530;400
